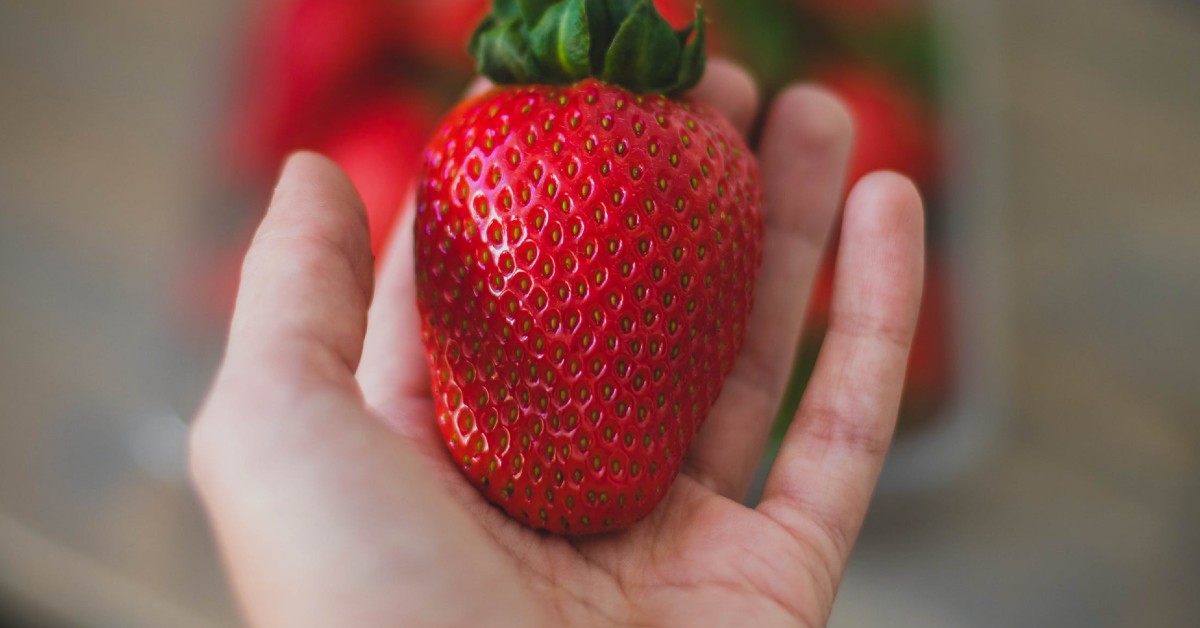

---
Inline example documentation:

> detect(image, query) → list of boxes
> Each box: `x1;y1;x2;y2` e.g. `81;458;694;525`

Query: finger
360;72;493;408
358;76;506;449
758;172;924;564
464;77;494;99
358;193;435;411
190;156;534;625
224;152;374;392
691;58;759;135
686;86;853;500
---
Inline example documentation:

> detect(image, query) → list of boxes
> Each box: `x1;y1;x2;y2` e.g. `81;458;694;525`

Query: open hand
191;61;925;627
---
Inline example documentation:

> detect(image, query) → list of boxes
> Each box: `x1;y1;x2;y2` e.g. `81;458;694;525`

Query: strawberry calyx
469;0;706;95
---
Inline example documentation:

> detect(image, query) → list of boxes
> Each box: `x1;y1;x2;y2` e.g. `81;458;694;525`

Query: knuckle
801;402;893;459
827;308;915;351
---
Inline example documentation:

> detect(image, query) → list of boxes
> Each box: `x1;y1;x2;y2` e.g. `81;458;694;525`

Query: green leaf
601;0;681;92
675;23;694;48
668;7;705;95
468;0;709;96
529;0;593;83
517;0;556;23
606;0;640;19
473;18;538;84
583;0;616;73
468;14;496;57
492;0;521;20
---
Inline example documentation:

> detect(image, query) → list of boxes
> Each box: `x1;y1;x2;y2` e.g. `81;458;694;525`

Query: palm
367;389;833;627
192;62;925;628
495;480;834;628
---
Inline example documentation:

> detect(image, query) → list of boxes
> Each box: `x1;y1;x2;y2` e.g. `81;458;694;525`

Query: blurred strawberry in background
224;0;389;182
380;0;489;68
219;0;727;253
815;63;938;193
654;0;710;29
312;90;435;255
723;0;958;432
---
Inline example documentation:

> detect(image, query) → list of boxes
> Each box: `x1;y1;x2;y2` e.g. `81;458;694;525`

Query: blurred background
1;0;1197;626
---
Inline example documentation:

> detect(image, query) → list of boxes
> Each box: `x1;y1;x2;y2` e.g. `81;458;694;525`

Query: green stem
470;0;706;95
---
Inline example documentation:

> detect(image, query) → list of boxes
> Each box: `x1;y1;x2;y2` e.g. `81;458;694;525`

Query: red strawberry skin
415;79;763;534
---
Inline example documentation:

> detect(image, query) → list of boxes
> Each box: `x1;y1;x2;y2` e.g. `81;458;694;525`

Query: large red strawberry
414;0;763;534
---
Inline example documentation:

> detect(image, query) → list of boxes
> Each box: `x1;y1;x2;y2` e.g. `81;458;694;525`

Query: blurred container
875;0;1009;493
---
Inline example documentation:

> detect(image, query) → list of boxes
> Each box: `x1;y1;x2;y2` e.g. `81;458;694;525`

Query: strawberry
314;90;435;256
381;0;491;68
224;0;389;180
815;63;937;193
653;0;708;28
656;0;730;53
414;0;763;534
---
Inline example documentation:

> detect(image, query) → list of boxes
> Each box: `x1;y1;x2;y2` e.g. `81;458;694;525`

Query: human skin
190;60;925;628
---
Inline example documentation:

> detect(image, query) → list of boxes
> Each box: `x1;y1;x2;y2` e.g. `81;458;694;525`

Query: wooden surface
0;0;1197;626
